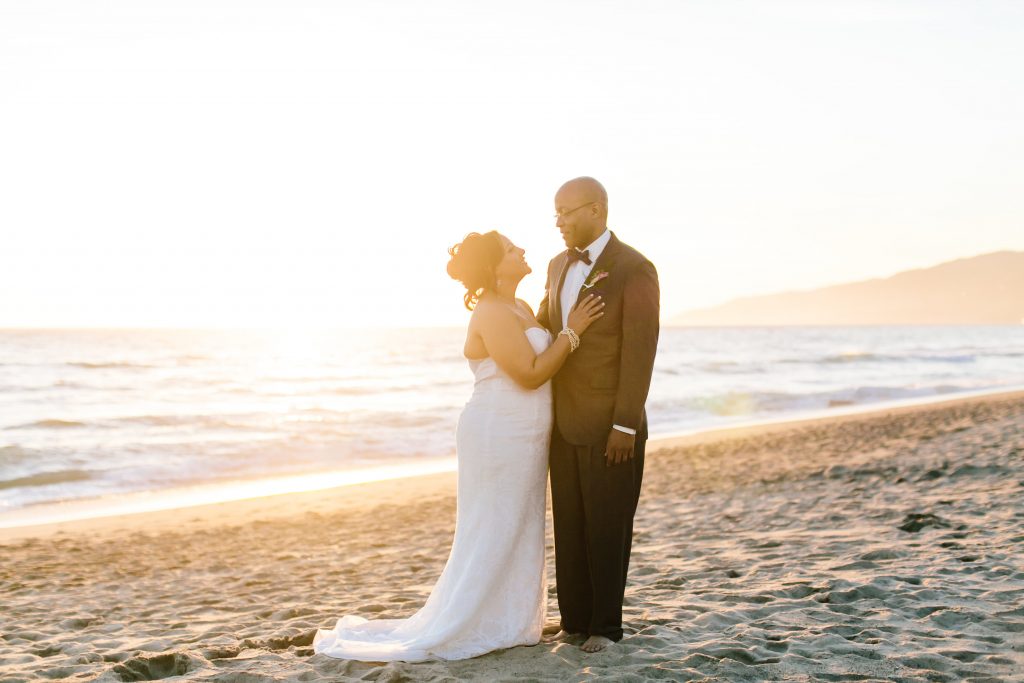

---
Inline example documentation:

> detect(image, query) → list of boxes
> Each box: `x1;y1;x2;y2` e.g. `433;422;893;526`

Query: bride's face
494;234;532;283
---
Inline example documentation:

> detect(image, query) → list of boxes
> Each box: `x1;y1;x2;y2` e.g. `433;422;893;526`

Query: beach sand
2;392;1023;681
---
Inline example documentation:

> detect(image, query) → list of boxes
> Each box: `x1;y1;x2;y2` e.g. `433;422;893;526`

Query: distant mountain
671;251;1024;326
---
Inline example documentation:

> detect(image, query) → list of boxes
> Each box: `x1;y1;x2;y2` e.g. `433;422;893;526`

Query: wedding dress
313;326;553;662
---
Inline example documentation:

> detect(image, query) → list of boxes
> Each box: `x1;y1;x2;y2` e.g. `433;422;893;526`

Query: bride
312;230;604;662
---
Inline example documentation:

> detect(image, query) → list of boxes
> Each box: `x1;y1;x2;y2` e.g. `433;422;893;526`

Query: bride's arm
473;297;603;390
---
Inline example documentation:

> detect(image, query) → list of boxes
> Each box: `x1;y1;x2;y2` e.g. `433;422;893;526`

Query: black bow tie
566;249;592;266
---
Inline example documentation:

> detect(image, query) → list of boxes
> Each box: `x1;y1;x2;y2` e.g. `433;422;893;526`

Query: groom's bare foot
580;635;614;653
545;629;585;644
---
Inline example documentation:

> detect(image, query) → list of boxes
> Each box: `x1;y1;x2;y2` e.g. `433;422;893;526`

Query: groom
536;177;660;652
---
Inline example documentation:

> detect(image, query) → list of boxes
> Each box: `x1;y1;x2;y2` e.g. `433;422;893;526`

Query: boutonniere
581;269;609;290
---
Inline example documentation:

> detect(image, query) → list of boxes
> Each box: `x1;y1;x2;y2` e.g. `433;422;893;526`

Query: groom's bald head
557;177;608;210
555;176;608;249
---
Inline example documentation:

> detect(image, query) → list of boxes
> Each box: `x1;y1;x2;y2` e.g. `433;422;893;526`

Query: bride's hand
566;294;605;335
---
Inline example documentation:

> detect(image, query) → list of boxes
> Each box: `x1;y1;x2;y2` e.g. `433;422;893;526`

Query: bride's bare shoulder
469;298;516;328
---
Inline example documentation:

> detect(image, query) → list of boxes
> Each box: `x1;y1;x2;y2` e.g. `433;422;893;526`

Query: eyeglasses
553;201;595;220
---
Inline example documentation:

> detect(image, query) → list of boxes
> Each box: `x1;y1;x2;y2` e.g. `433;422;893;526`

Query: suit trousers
549;425;645;641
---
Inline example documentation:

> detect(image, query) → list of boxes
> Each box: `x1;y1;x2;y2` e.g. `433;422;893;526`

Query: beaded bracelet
559;327;580;352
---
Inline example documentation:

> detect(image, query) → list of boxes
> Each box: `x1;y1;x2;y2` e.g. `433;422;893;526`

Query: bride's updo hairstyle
447;231;504;310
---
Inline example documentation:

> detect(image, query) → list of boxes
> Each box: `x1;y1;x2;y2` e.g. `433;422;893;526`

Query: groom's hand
605;429;636;467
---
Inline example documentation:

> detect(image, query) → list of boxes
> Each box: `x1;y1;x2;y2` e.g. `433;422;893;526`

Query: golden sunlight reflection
245;328;352;395
274;327;322;363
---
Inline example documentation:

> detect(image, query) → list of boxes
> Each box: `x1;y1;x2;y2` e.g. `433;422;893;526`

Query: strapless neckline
468;327;551;382
523;326;552;341
467;327;550;361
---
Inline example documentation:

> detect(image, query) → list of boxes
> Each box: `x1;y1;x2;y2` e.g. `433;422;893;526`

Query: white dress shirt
559;229;636;437
560;228;611;330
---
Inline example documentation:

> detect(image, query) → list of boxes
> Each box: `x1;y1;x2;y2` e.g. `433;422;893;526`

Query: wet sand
2;391;1023;681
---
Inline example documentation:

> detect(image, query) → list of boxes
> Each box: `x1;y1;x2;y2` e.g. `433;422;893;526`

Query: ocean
1;326;1022;524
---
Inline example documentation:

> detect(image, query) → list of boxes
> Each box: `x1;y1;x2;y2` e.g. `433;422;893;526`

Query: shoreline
649;384;1024;448
3;385;1023;540
0;459;459;533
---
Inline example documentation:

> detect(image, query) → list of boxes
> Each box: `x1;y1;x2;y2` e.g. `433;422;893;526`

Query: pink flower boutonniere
582;270;609;290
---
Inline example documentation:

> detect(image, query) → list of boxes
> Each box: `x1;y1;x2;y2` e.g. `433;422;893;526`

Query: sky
2;0;1022;328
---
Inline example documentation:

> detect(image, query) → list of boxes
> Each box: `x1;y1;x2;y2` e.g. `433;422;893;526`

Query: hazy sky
3;1;1022;328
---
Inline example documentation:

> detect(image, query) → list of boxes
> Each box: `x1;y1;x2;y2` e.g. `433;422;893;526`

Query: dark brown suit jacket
537;232;660;445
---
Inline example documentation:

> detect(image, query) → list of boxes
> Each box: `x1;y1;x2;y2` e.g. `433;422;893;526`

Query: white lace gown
313;327;553;662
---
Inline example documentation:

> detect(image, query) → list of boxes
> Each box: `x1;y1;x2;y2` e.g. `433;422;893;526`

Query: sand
2;392;1023;682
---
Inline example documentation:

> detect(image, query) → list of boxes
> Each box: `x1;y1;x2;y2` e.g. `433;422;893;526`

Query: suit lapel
574;232;621;308
550;253;571;333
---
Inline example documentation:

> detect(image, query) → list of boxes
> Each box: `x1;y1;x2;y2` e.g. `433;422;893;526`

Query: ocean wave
53;380;89;389
243;382;383;396
328;385;388;396
778;352;979;365
224;381;465;398
171;354;211;365
664;351;983;376
330;380;465;395
698;361;766;374
0;444;35;463
684;392;782;416
0;469;93;491
0;412;279;432
5;419;87;430
105;409;450;430
666;384;973;418
66;361;154;369
115;414;200;426
0;383;48;393
113;414;266;430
